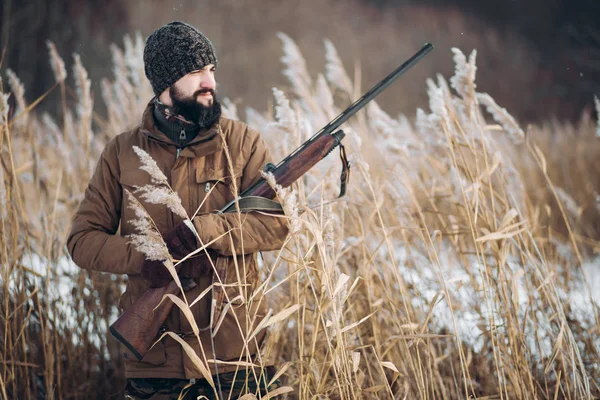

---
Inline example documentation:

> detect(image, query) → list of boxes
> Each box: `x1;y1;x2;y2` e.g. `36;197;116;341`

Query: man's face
164;64;222;127
171;64;216;107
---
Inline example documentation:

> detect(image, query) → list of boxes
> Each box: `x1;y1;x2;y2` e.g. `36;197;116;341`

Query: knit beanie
144;21;218;96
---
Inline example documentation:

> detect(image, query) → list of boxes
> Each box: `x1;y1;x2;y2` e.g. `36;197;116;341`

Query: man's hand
141;259;173;288
141;221;217;288
164;220;198;261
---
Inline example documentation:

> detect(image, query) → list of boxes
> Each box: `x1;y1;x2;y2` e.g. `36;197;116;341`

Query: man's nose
201;73;216;90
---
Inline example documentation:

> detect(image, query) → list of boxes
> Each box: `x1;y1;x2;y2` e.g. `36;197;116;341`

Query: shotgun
110;42;434;360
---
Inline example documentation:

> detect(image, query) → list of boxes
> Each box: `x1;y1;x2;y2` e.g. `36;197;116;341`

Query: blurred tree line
1;0;598;123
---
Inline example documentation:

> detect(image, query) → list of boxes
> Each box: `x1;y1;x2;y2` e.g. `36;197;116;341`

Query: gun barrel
270;43;434;174
310;42;434;142
239;43;434;199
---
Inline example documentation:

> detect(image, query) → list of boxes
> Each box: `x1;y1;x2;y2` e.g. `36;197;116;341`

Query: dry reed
0;34;599;400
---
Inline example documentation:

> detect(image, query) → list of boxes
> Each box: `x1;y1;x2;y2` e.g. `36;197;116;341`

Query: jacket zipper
176;127;186;159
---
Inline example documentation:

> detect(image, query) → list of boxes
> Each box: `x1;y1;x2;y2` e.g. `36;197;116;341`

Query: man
67;21;288;399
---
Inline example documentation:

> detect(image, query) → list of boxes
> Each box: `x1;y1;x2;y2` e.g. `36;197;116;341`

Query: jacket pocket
195;166;242;213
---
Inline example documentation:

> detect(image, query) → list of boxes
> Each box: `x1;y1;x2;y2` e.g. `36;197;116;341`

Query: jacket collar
153;99;201;147
140;99;223;158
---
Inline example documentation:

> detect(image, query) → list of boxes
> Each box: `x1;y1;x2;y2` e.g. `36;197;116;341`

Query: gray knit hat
144;21;218;96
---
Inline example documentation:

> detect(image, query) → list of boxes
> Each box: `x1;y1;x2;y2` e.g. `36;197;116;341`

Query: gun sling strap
338;142;350;198
223;144;351;214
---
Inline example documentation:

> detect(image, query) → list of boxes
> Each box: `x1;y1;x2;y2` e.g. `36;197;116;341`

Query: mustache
195;88;215;97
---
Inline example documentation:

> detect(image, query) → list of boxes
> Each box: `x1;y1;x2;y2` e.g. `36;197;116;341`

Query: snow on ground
16;240;599;361
19;253;123;351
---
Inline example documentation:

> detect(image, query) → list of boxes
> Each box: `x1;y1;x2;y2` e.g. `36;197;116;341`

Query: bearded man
67;21;288;399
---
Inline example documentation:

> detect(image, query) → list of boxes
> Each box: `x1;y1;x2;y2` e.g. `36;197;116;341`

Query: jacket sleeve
192;129;289;256
67;138;144;275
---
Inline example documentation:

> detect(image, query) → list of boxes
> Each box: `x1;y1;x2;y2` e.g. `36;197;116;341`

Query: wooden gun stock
109;280;179;360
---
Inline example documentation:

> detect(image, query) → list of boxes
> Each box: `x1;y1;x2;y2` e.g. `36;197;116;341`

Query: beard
169;86;222;129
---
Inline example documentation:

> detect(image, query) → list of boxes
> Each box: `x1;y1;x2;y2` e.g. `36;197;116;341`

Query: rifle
109;42;434;361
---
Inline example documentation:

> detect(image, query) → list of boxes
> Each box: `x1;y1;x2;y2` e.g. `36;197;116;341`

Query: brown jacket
67;100;288;379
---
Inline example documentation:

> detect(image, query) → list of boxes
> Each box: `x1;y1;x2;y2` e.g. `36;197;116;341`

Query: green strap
222;196;284;214
222;144;350;214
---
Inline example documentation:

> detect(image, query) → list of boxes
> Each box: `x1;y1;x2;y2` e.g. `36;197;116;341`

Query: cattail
72;53;93;139
6;69;25;116
42;113;61;143
123;33;144;89
595;95;600;138
73;54;92;115
220;98;239;120
101;77;123;135
132;146;169;185
42;113;72;174
262;171;300;234
368;101;398;138
104;35;146;134
132;146;188;219
324;39;353;98
125;190;170;261
276;32;312;99
315;74;335;122
436;73;452;100
415;107;436;138
0;159;6;219
450;48;477;105
245;107;270;131
64;109;77;147
126;190;153;233
554;186;580;219
271;88;297;133
135;185;187;220
398;113;419;145
124;32;154;105
323;203;336;254
427;79;449;127
0;92;9;126
110;43;136;109
101;78;113;111
46;41;67;83
368;101;411;156
476;93;525;144
110;43;127;84
262;171;278;194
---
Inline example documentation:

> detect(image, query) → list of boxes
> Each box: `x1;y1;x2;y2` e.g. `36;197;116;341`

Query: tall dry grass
1;33;599;399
